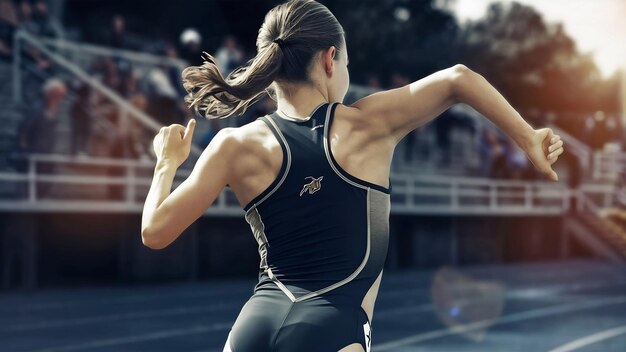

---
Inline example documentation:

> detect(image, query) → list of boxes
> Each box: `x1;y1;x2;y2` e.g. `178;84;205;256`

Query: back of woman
142;0;565;351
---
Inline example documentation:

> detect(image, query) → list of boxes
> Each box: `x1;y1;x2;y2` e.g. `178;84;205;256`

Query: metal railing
576;182;624;211
0;152;584;216
0;152;240;215
592;148;626;181
36;36;187;72
390;173;570;215
577;188;603;215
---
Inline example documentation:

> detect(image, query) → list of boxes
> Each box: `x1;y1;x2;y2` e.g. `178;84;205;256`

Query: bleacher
1;30;624;217
2;29;626;292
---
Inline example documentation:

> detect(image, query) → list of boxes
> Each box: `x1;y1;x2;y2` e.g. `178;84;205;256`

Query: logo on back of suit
300;176;323;196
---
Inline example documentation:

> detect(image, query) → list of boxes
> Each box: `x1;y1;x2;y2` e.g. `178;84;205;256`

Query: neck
275;85;329;120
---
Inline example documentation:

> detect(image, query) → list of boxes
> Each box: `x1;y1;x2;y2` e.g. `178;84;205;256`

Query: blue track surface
1;259;625;351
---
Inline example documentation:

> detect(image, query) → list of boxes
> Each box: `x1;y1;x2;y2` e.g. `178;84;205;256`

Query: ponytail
182;44;282;119
182;0;344;120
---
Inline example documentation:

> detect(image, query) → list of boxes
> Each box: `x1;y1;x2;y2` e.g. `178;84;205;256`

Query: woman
141;1;564;351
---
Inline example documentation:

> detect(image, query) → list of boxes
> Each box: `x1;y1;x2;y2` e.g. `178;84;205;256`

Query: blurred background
0;0;625;351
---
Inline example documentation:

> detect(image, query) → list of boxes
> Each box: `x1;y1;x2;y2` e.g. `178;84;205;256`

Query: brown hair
181;0;345;119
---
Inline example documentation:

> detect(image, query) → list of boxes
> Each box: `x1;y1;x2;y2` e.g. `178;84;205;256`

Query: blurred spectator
15;78;67;197
92;56;123;95
18;0;52;73
17;78;67;154
18;1;37;33
479;127;503;178
488;135;535;180
119;68;141;99
106;14;132;50
389;72;417;163
582;110;609;150
0;0;18;61
110;92;150;160
105;14;136;84
164;43;186;97
503;137;532;180
581;112;595;147
606;114;623;148
107;93;150;200
32;0;55;38
88;57;123;154
162;43;190;122
178;28;202;66
127;93;151;159
146;61;183;126
103;56;123;94
214;34;244;77
434;111;453;167
69;81;93;156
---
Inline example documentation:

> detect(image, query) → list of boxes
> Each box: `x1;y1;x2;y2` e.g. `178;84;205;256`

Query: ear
323;46;335;75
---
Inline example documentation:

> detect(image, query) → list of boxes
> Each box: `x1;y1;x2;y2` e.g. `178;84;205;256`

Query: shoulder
198;126;241;163
333;102;390;139
208;117;271;153
205;117;275;186
192;125;244;187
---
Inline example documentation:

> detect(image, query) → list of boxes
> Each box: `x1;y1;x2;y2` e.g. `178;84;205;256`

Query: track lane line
548;324;626;352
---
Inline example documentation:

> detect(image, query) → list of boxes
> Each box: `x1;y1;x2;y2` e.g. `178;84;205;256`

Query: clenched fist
152;118;196;168
521;127;564;181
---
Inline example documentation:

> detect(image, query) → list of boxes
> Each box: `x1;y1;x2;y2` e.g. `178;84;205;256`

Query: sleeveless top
243;101;392;307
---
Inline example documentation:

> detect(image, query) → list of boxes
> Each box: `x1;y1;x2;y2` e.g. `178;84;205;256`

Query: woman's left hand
153;118;196;168
521;127;564;181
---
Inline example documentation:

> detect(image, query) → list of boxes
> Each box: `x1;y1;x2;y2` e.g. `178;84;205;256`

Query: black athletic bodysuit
225;101;391;352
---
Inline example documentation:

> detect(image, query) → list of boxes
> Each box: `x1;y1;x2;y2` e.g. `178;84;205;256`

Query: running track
1;259;625;351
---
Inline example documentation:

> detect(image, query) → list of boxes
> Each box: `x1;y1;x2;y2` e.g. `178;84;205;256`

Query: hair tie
273;38;286;49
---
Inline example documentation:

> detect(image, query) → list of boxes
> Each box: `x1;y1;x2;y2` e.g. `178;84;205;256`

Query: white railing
576;182;623;211
37;36;187;72
0;153;584;216
390;173;570;215
568;186;626;263
592;147;626;181
577;189;603;215
0;153;240;215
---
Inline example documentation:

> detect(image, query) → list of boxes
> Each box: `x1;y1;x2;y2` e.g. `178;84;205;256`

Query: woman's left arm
451;65;564;181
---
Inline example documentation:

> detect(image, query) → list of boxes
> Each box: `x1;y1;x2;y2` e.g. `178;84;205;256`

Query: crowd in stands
2;0;623;201
1;1;282;199
0;0;56;72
